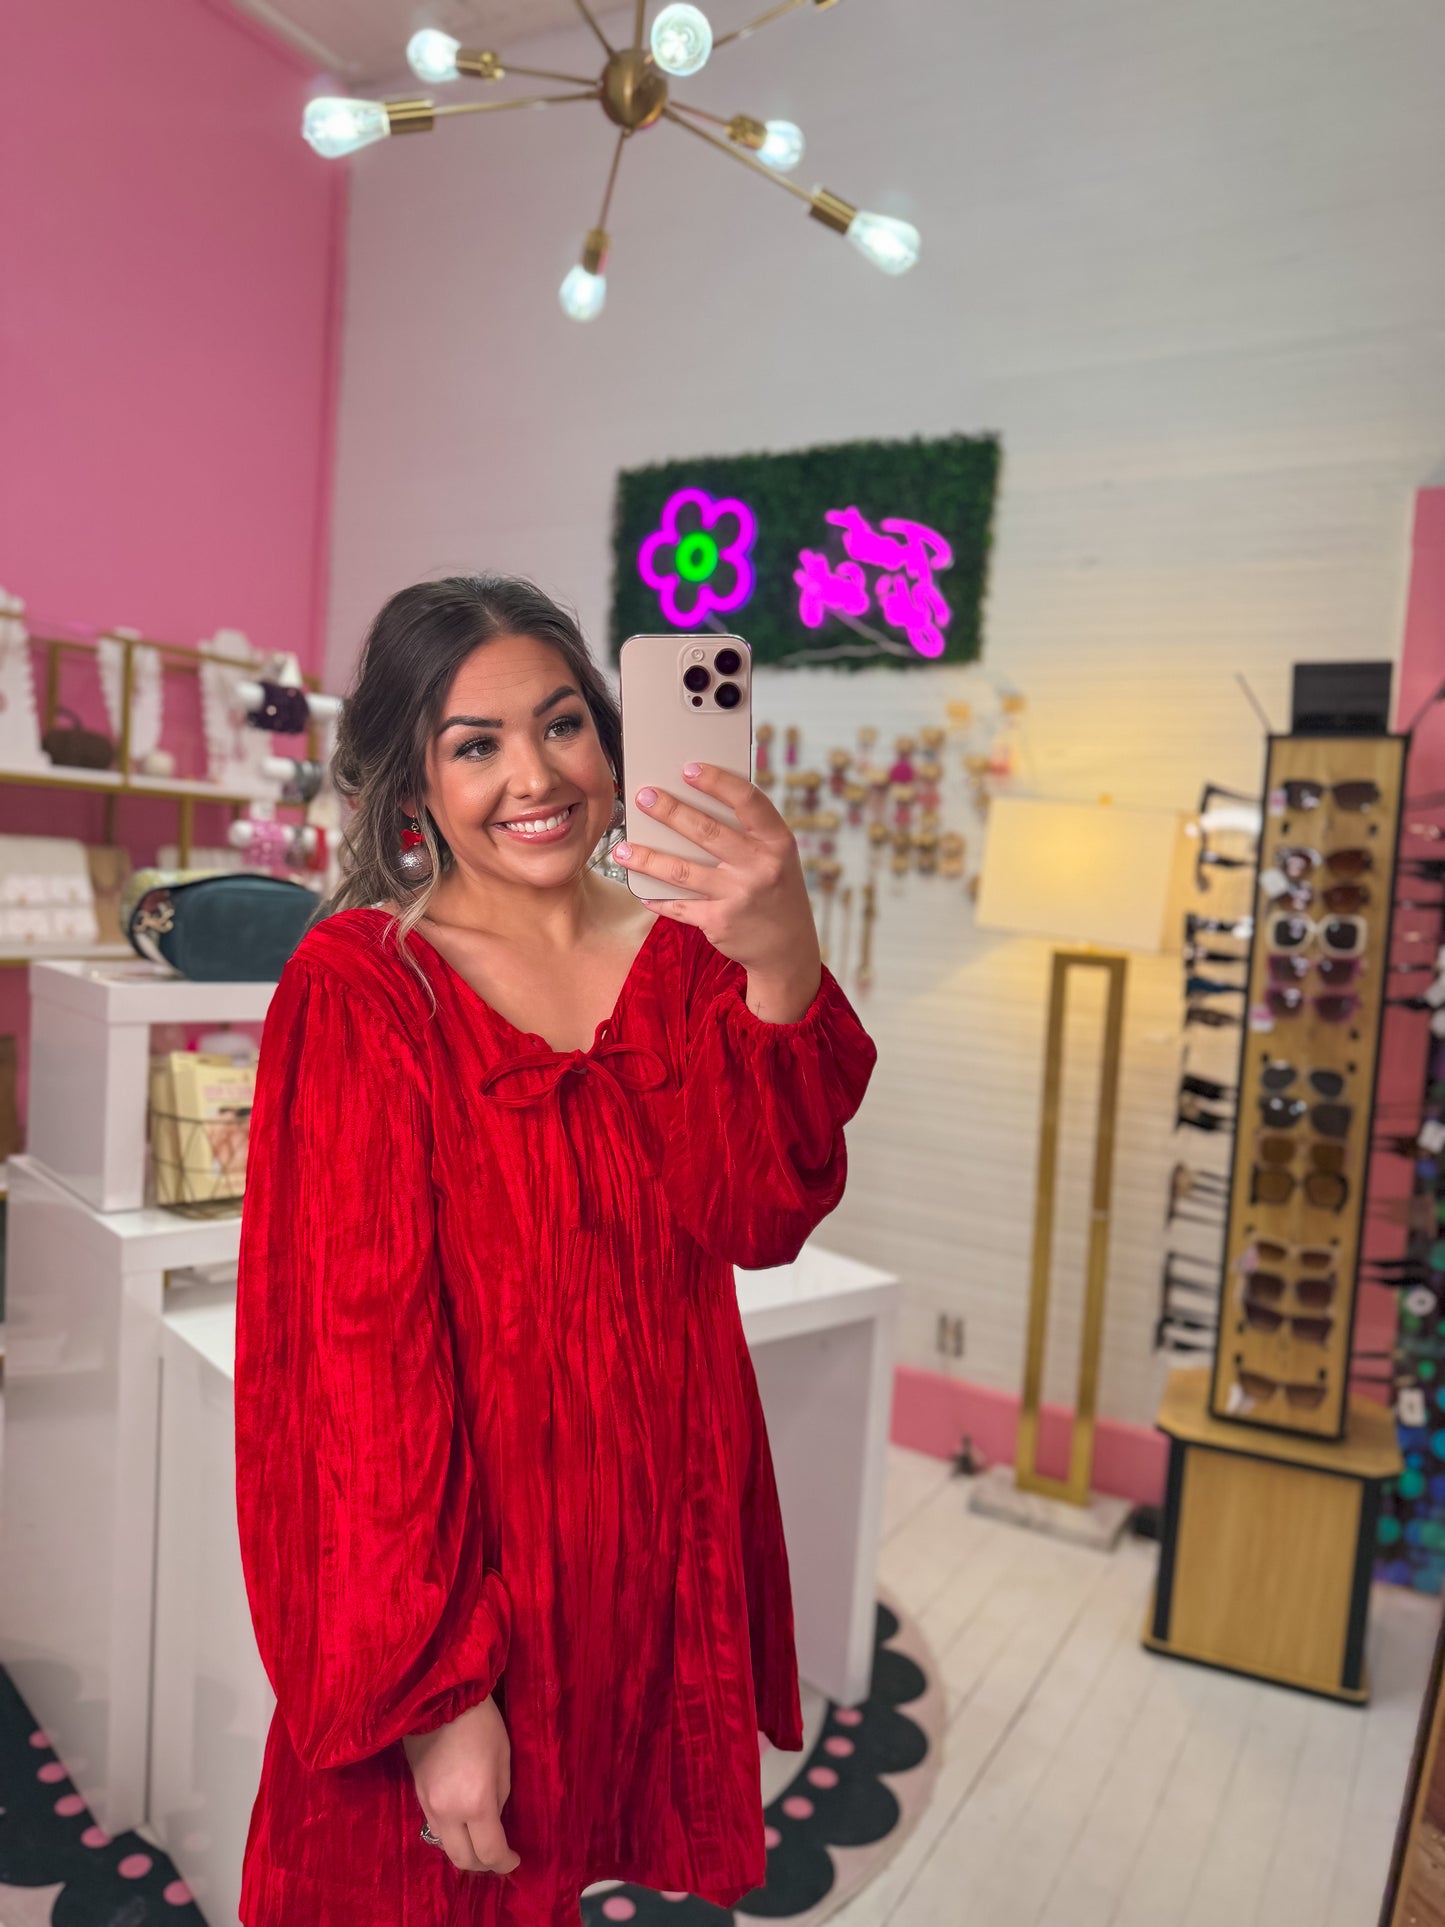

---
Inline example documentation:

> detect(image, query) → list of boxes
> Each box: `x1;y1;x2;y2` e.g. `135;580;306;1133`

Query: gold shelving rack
0;628;325;971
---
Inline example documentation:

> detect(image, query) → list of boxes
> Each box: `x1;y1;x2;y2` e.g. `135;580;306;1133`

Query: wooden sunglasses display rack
1207;732;1408;1440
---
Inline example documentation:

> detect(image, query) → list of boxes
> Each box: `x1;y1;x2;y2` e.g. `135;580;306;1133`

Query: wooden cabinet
1145;1367;1402;1701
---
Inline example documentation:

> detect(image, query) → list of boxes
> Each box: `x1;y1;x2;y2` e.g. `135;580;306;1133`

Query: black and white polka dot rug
0;1597;940;1925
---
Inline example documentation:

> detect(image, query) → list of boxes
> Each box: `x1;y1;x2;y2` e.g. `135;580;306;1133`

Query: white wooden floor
834;1446;1440;1927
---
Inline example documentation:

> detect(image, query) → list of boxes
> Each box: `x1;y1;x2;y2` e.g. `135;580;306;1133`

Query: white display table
150;1247;896;1927
25;957;272;1213
0;1153;243;1832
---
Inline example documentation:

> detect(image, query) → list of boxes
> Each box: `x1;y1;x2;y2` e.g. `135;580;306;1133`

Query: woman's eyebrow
437;685;579;733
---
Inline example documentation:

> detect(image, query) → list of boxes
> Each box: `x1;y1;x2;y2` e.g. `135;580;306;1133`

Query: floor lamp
968;797;1187;1549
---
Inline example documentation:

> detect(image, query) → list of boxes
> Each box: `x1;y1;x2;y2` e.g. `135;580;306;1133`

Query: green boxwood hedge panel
608;431;1000;672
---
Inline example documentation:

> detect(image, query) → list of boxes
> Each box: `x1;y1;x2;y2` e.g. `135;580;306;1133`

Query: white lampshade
974;798;1186;956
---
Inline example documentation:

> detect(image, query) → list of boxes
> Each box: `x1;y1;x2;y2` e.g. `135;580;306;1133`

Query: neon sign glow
794;506;953;658
638;488;758;627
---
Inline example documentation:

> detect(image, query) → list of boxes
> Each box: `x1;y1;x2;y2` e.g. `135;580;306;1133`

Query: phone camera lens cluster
715;682;742;709
682;665;711;693
713;648;742;677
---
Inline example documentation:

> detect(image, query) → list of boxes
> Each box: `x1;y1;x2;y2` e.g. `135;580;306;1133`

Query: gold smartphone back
618;634;754;901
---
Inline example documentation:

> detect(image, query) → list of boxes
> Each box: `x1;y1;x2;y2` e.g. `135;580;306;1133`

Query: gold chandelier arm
432;89;602;119
634;1;647;51
573;0;616;54
499;63;601;86
713;0;810;52
598;128;630;230
666;100;734;130
661;105;813;205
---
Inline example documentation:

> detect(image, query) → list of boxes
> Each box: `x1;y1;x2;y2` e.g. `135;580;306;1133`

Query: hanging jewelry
398;814;433;883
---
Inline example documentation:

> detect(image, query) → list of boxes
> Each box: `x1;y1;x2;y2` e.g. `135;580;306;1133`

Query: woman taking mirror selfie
232;576;878;1926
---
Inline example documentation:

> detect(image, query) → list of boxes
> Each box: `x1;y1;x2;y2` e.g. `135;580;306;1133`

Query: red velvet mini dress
233;901;878;1927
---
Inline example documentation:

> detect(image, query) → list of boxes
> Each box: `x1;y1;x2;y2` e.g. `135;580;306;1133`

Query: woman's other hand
402;1694;520;1875
615;763;821;1015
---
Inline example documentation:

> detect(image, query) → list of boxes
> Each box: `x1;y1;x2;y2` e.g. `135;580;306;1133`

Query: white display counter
149;1247;896;1926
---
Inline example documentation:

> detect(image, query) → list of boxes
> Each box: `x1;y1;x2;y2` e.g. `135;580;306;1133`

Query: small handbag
120;868;322;981
42;705;114;770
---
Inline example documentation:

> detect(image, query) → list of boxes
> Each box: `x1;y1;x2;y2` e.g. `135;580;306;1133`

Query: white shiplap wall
324;0;1445;1426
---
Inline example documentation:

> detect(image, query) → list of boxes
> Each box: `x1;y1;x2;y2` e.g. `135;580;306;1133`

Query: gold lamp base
999;949;1128;1511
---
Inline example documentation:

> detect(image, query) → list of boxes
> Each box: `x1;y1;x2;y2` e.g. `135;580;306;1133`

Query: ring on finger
420;1822;443;1848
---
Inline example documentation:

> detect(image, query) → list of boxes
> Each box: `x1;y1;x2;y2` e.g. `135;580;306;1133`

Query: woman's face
412;631;617;889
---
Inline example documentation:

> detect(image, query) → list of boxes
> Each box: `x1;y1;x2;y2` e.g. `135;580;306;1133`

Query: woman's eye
455;714;584;759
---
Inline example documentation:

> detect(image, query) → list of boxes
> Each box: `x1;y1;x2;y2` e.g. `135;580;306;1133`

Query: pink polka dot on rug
764;1825;781;1849
660;1893;689;1903
823;1735;854;1758
834;1707;863;1726
118;1853;153;1879
28;1729;50;1749
781;1795;814;1820
164;1879;195;1905
80;1825;110;1849
807;1765;839;1789
600;1899;635;1921
37;1762;66;1783
53;1794;86;1817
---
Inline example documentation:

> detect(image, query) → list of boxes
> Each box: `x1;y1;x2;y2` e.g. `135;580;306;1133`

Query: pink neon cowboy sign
794;507;954;657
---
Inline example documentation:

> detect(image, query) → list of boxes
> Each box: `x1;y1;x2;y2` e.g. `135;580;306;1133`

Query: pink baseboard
888;1363;1169;1510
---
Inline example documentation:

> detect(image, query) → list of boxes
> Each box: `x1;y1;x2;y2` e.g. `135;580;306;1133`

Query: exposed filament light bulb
302;97;390;158
758;120;805;171
846;209;921;274
407;29;461;82
559;229;610;321
651;4;713;77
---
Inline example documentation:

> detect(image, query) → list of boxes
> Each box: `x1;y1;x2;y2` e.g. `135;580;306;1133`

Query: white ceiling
230;0;640;82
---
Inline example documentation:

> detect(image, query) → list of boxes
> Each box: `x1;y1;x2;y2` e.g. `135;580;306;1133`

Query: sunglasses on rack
1269;846;1375;886
1259;1063;1346;1099
1240;1271;1338;1313
1240;1301;1335;1343
1267;954;1365;990
1250;1142;1349;1211
1185;913;1254;941
1256;1094;1353;1137
1267;880;1376;914
1181;1071;1235;1104
1185;1003;1242;1029
1268;913;1367;956
1186;974;1248;1001
1243;1237;1337;1273
1233;1366;1328;1411
1184;943;1250;972
1278;780;1381;814
1264;986;1360;1024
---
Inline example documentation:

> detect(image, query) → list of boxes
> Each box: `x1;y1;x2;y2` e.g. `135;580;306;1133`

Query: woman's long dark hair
320;575;624;1014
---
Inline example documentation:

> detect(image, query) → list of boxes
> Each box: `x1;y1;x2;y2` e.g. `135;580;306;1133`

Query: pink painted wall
889;1364;1169;1509
0;0;346;1129
1359;489;1445;1373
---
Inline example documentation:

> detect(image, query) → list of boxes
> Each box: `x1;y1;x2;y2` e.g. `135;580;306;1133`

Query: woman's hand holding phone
614;762;823;1023
402;1693;519;1877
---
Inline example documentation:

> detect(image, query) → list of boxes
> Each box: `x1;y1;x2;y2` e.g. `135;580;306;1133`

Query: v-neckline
364;904;667;1058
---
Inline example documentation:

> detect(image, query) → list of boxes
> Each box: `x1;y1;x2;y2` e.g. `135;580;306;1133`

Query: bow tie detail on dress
479;1037;670;1230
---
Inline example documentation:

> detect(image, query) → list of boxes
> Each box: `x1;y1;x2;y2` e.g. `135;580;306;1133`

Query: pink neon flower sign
638;488;757;627
794;506;954;657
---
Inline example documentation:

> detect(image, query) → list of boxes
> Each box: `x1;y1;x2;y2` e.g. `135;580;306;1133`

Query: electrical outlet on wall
935;1313;964;1359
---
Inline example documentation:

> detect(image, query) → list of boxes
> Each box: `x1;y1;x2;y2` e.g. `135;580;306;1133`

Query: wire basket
148;1105;250;1218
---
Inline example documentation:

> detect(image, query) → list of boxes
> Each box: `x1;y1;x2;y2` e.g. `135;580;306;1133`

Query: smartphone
618;633;753;901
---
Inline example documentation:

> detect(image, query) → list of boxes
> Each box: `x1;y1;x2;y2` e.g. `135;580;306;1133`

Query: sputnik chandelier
303;1;920;321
